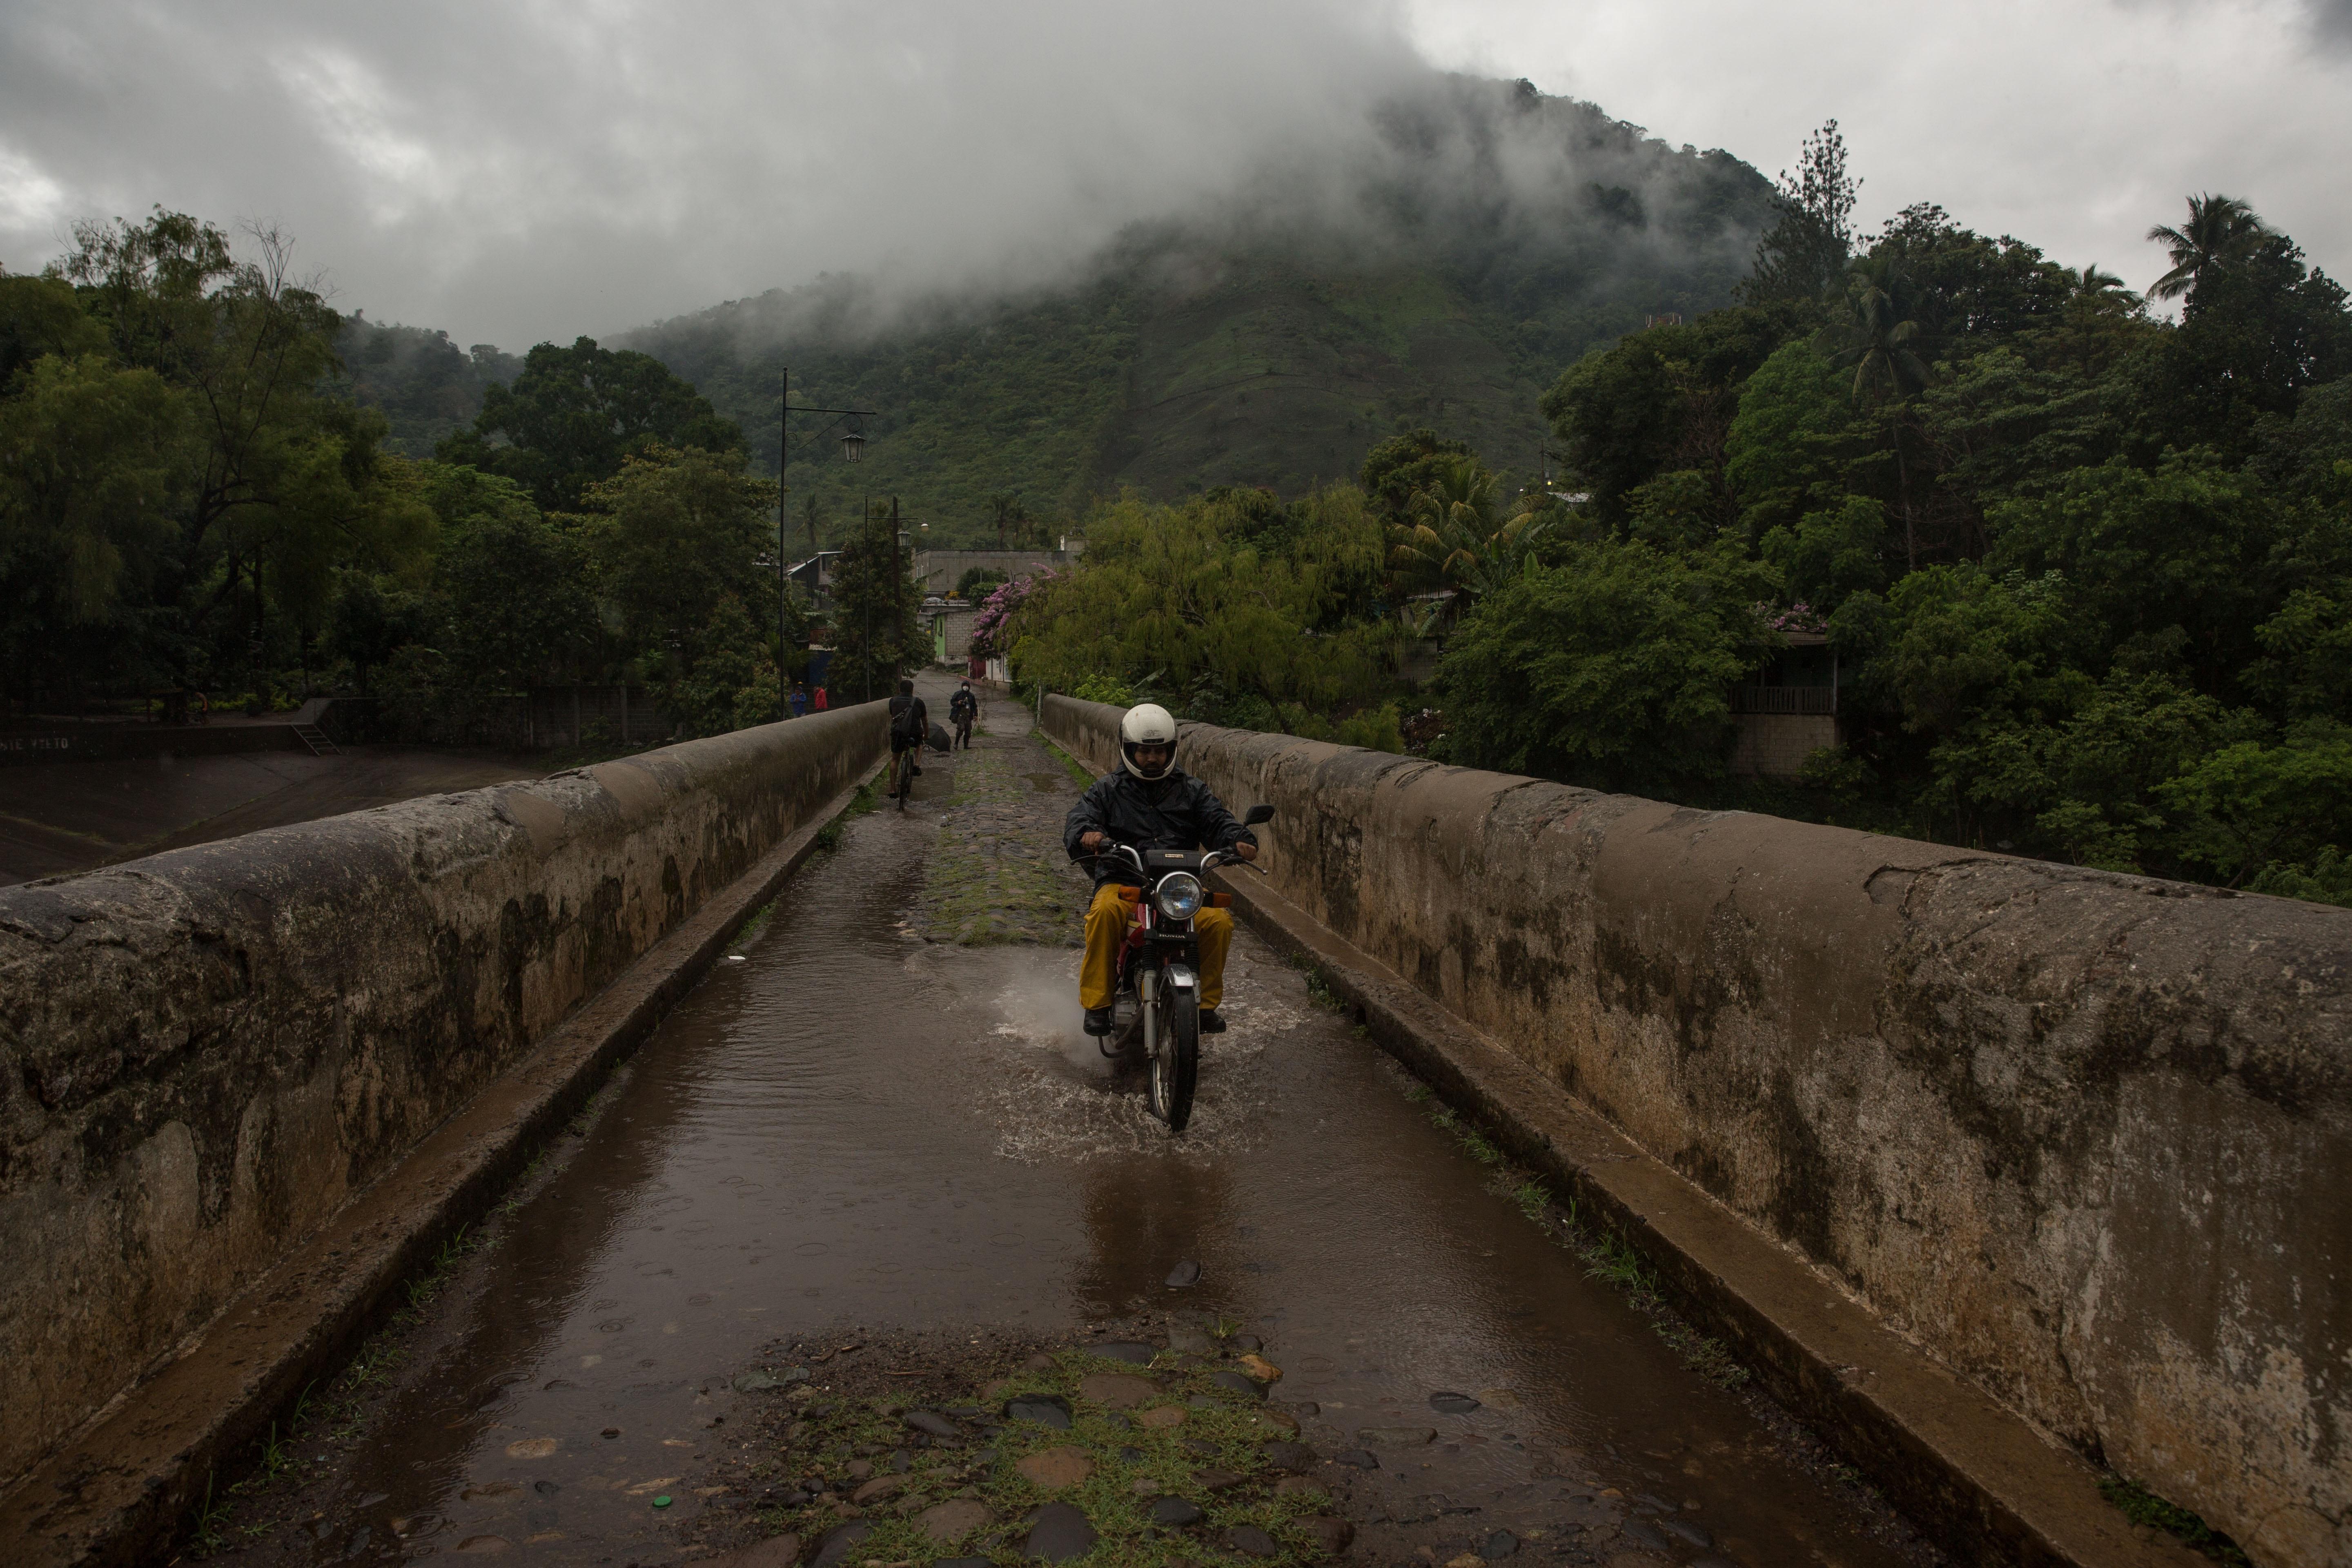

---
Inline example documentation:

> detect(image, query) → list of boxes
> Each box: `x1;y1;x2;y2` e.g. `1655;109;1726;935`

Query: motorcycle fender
1167;964;1198;989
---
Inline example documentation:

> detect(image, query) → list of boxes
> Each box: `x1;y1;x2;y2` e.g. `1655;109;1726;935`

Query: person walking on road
949;681;979;749
813;685;829;713
788;682;810;718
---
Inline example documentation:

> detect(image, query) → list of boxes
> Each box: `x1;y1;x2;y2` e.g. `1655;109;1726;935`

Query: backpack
892;700;926;744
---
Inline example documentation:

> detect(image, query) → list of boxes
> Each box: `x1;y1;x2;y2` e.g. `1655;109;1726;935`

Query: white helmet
1120;702;1179;779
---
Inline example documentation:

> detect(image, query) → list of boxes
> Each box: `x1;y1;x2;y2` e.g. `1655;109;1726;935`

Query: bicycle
892;744;916;809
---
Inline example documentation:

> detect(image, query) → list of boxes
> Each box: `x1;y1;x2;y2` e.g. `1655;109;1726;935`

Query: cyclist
887;679;927;797
948;682;979;749
1063;703;1257;1037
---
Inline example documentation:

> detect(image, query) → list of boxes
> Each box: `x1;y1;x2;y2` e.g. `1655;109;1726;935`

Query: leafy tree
1724;339;1848;536
824;504;924;704
1433;540;1773;791
326;570;440;696
1007;487;1399;727
439;336;744;511
2158;726;2352;886
427;465;598;690
578;445;777;675
0;274;107;386
1540;307;1802;528
0;354;185;621
673;592;778;736
956;566;1008;599
1359;429;1477;520
1984;452;2282;694
1762;495;1889;613
2133;233;2352;456
1;211;434;700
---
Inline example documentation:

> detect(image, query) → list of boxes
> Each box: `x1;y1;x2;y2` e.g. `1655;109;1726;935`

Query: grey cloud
2310;0;2352;43
0;0;1446;345
0;0;1780;353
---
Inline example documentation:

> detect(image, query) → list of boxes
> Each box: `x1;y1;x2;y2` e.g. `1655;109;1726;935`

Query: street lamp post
777;365;877;717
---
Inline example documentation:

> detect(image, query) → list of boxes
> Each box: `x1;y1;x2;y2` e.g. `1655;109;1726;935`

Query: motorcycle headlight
1154;872;1204;922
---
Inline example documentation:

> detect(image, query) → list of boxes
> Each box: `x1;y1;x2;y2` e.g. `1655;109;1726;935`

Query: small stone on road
1223;1524;1279;1557
1077;1372;1159;1409
1014;1446;1094;1488
1022;1501;1097;1561
1005;1394;1073;1429
917;1497;993;1546
1299;1516;1356;1556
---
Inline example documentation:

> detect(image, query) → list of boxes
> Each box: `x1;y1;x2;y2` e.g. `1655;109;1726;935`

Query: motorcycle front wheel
1147;982;1200;1133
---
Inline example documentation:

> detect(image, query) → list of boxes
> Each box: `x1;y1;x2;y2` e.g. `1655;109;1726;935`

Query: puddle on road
202;726;1932;1567
963;944;1291;1164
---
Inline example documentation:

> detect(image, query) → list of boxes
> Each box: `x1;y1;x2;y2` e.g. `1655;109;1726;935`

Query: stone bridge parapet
1045;695;2350;1568
0;705;886;1494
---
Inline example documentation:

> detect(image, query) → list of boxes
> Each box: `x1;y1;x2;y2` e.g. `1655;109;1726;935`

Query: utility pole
775;366;876;715
890;495;902;684
862;498;874;705
790;364;800;715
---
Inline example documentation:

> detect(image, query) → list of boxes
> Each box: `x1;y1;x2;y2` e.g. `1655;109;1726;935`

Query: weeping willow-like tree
1005;486;1400;723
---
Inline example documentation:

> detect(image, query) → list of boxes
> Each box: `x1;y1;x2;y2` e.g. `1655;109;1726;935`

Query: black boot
1083;1006;1115;1036
1199;1008;1227;1034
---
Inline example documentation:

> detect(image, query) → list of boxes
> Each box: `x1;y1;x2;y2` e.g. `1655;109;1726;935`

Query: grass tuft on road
744;1345;1332;1567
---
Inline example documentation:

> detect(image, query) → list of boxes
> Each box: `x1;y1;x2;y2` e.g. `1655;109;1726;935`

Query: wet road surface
201;693;1933;1566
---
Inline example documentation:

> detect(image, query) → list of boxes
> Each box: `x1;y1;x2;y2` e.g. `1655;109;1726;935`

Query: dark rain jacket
1062;764;1256;889
887;693;928;751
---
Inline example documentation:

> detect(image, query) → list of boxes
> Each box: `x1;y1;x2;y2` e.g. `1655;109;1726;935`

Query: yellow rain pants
1080;882;1233;1011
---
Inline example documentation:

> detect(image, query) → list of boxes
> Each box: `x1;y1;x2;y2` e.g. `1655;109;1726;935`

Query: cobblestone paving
918;720;1092;947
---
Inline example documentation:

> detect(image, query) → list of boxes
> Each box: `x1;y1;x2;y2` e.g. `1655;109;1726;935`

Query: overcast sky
2;0;2345;349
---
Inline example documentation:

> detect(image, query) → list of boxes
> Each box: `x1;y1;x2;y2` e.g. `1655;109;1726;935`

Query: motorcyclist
1063;703;1257;1037
949;682;979;749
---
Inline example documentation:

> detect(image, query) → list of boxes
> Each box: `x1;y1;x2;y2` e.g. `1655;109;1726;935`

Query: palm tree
1387;457;1553;613
1820;258;1928;402
2146;193;2265;302
1817;260;1929;568
988;491;1026;550
2071;263;2127;299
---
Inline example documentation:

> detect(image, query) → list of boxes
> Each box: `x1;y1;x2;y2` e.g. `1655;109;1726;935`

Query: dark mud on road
186;695;1941;1568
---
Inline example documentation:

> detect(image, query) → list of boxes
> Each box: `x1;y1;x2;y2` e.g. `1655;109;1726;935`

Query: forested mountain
334;317;521;458
623;76;1774;546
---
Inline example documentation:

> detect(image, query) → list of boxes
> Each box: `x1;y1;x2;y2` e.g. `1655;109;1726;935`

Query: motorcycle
1086;803;1275;1133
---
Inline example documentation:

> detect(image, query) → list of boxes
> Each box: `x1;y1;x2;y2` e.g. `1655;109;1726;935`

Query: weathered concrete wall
1044;696;2351;1568
0;706;886;1486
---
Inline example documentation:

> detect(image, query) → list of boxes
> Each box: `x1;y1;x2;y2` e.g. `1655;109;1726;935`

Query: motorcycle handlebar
1077;844;1262;875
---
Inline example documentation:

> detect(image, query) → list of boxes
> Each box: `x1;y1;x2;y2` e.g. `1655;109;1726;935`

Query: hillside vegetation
624;76;1773;546
996;127;2352;910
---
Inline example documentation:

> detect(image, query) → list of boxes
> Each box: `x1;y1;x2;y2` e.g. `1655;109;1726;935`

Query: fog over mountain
4;0;2348;351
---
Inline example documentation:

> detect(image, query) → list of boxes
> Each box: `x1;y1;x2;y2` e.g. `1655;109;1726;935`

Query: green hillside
623;78;1775;548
